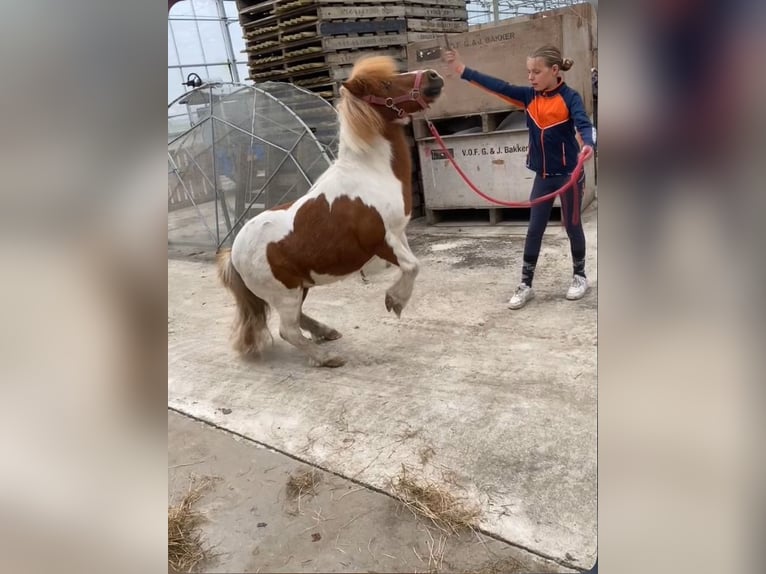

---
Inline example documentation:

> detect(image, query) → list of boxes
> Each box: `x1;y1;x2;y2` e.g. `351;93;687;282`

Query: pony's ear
341;77;366;98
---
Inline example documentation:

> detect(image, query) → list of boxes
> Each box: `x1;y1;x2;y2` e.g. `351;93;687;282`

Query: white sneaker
566;275;589;300
508;284;534;309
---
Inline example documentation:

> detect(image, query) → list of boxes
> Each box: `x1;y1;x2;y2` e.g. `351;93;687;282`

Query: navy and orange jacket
461;67;596;177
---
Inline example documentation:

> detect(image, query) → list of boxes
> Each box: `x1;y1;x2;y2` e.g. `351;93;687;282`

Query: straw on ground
286;469;321;500
168;475;216;573
390;464;481;535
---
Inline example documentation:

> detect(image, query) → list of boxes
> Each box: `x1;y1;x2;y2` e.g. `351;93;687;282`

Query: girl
444;45;596;309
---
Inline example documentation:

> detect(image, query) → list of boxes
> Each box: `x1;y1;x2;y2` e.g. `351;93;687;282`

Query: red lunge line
426;120;585;226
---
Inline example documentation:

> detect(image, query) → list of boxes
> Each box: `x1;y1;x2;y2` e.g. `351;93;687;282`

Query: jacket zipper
541;130;546;178
562;143;566;167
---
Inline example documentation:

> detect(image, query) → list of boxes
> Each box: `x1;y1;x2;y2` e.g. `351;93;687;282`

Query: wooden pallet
254;31;408;58
239;0;468;22
330;57;406;81
407;31;464;43
324;47;406;66
244;17;408;71
405;6;467;19
236;0;469;100
317;5;405;19
312;0;402;4
248;31;408;70
406;19;468;33
238;0;276;18
319;18;406;36
403;0;467;7
242;3;466;28
244;18;407;49
302;46;408;89
240;0;409;28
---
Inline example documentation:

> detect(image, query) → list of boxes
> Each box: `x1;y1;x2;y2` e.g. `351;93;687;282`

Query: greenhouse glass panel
168;0;195;17
206;64;233;83
197;21;227;64
188;0;218;19
224;1;238;19
170;20;204;65
168;22;179;66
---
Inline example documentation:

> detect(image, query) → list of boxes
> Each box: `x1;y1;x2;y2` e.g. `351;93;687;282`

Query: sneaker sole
566;290;588;300
508;294;534;309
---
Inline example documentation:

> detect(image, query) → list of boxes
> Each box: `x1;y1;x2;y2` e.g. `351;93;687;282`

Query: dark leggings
521;172;586;287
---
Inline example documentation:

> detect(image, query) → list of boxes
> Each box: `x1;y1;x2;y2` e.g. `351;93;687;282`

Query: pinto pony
217;57;444;367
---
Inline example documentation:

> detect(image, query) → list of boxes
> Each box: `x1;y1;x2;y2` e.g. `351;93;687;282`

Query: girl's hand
443;49;465;75
579;145;594;161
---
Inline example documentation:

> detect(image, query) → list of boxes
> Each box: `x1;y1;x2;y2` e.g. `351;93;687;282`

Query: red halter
361;70;430;117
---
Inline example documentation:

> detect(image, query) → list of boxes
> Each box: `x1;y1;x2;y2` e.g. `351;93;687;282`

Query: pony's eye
382;81;392;90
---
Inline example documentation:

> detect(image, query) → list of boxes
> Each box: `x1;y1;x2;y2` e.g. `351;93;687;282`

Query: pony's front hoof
323;329;343;341
319;355;345;368
311;329;342;343
385;294;403;318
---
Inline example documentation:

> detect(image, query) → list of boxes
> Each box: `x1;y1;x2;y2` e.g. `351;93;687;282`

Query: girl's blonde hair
530;45;574;72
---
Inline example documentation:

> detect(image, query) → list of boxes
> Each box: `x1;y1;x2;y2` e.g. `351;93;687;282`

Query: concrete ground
169;411;577;573
168;205;597;572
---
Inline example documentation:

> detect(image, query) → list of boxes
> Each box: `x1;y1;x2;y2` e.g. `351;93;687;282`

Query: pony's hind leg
275;290;345;367
300;289;342;343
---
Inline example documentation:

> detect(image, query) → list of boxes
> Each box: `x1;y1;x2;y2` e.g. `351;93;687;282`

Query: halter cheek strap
360;70;430;117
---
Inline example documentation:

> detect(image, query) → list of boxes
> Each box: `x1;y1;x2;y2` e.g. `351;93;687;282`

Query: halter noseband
360;70;430;118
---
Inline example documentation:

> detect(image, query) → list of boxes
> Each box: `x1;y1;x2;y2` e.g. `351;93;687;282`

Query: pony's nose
427;70;444;88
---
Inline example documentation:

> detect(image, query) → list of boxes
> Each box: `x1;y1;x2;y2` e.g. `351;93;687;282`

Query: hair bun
561;58;574;71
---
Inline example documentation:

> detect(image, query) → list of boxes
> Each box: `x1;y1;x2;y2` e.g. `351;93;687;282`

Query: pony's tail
217;249;271;356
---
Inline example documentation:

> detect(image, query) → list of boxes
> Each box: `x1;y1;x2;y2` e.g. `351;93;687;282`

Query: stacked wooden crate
236;0;468;100
403;0;469;43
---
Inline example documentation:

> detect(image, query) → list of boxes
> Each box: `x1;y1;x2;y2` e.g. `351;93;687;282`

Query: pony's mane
348;55;398;82
337;89;384;153
338;56;400;153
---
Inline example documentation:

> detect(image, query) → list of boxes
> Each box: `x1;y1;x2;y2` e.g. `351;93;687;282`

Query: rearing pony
217;56;444;367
